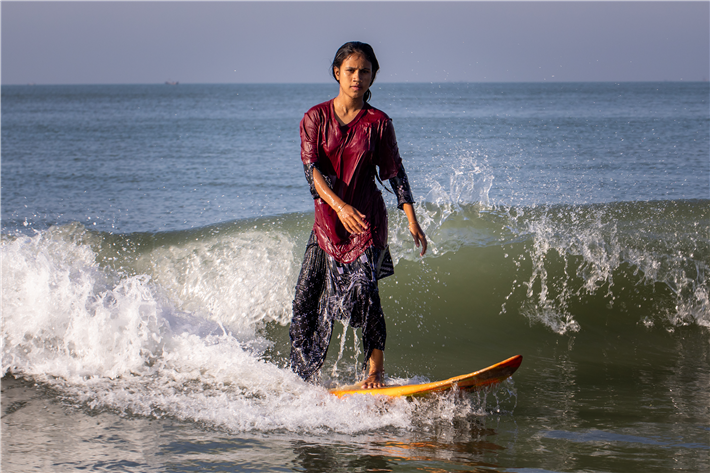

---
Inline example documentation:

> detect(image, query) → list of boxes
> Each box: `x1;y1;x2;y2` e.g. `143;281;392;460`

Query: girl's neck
333;94;365;117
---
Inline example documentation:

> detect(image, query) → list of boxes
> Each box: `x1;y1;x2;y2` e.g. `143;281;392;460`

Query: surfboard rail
330;354;523;398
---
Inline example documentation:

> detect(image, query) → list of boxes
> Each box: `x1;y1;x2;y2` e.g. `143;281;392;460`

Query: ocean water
2;82;709;472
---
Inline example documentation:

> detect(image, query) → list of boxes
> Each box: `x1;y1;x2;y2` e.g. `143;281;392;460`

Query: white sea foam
2;225;490;434
129;229;299;336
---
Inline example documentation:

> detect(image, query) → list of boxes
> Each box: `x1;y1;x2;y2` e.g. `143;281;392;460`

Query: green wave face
8;199;704;378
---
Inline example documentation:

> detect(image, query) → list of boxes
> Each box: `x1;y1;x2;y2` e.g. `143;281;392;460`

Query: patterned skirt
289;232;392;382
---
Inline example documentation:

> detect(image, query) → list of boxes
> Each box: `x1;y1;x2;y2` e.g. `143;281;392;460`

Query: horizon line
4;79;708;87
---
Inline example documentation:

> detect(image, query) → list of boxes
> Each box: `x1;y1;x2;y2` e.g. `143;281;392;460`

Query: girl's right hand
337;204;368;234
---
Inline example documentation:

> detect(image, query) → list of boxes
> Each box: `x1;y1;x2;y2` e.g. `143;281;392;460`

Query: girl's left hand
409;221;428;256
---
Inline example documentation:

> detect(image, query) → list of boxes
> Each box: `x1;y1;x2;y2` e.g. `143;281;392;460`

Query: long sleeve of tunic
300;99;409;264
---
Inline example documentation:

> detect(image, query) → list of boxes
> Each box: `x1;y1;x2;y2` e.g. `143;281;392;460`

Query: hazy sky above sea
2;1;708;85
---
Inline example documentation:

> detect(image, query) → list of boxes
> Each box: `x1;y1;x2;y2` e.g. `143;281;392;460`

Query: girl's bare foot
360;348;385;389
361;370;385;389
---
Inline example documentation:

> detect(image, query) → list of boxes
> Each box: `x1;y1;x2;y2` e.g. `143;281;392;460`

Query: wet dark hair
331;41;380;103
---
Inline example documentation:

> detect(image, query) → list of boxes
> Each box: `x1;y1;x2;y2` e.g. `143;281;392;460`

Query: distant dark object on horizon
165;81;179;85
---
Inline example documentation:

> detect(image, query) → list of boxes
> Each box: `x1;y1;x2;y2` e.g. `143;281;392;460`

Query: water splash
502;201;709;334
388;148;496;262
2;223;502;435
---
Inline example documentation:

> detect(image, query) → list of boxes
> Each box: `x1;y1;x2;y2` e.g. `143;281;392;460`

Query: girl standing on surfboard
290;42;427;389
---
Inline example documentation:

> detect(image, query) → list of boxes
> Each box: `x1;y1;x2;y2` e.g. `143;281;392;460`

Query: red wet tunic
300;99;403;264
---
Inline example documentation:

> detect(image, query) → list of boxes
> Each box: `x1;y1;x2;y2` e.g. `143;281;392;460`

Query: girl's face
334;53;373;101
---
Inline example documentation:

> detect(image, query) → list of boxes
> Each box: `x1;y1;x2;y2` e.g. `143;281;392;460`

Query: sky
2;1;708;85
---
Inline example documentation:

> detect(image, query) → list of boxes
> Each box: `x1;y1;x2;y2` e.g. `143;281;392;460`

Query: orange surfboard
330;354;523;398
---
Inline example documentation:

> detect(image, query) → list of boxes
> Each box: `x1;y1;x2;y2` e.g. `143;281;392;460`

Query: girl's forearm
402;203;419;226
313;167;367;234
313;168;345;212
